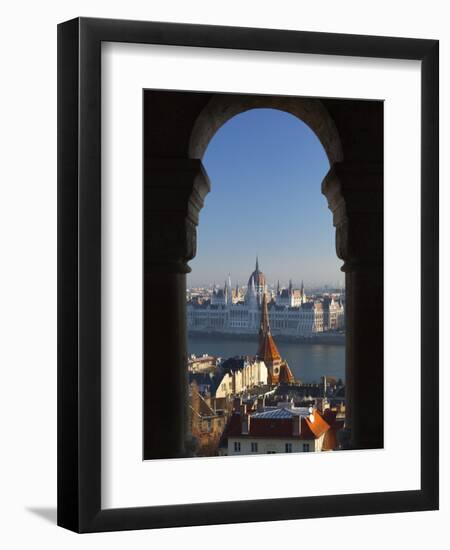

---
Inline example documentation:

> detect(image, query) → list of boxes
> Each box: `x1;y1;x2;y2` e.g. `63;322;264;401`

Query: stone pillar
143;158;210;459
322;162;383;450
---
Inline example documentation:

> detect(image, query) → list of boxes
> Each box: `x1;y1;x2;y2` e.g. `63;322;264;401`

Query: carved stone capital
322;161;383;271
144;158;210;272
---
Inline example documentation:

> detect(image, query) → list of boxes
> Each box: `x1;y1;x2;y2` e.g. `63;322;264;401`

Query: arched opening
186;107;346;457
192;107;339;288
188;94;343;164
142;90;383;459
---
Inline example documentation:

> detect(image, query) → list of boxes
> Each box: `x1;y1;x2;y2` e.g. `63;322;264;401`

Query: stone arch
188;94;343;164
143;90;384;458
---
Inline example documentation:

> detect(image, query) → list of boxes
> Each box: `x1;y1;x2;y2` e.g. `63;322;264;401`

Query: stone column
143;158;210;459
322;162;383;450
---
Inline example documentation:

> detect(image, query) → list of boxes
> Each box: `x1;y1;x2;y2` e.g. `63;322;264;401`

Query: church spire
226;273;232;293
259;292;271;336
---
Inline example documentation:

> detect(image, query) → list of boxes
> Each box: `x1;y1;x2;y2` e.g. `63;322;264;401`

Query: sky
187;108;344;289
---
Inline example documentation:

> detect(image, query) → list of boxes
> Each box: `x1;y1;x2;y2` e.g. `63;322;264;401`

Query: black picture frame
57;17;439;533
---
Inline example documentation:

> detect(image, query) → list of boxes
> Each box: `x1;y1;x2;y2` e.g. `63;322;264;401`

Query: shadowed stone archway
143;90;383;459
188;94;343;163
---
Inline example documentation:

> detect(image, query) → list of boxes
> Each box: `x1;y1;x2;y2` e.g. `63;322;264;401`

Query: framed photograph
57;17;439;532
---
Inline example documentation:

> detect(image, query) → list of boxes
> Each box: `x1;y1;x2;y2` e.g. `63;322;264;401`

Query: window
234;441;241;452
251;442;258;453
302;443;310;452
285;443;292;453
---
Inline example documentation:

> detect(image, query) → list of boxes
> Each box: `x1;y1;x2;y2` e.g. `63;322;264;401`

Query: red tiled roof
322;427;338;450
278;362;295;384
303;411;330;439
225;410;330;440
250;418;293;438
322;414;344;450
222;412;242;438
257;333;282;363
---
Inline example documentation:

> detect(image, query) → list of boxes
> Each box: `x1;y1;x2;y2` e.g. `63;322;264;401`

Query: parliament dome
248;257;267;287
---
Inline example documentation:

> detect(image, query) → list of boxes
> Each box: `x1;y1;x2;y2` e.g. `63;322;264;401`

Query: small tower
300;280;306;304
225;274;232;305
256;293;294;384
223;279;228;305
246;273;258;308
257;294;282;384
234;282;240;302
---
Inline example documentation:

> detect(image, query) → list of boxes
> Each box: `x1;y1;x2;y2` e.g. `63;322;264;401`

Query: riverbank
188;330;345;345
188;333;345;383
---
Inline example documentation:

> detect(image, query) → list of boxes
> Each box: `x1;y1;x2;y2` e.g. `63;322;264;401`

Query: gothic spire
257;292;283;371
259;292;271;335
226;273;232;293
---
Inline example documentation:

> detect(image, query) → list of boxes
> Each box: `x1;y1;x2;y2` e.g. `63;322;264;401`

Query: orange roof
279;362;295;384
322;427;338;450
303;410;330;439
225;410;331;440
257;333;282;363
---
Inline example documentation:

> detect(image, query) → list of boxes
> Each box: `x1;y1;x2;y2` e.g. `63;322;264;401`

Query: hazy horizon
187;108;344;289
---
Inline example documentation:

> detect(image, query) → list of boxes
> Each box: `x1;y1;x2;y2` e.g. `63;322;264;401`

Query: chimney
242;414;251;435
292;415;301;436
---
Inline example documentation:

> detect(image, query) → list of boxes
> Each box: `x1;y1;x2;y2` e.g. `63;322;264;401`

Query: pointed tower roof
278;362;295;384
257;293;281;363
248;257;266;287
259;292;270;334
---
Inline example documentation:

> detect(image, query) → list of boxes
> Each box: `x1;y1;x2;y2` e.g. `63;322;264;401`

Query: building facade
187;259;345;337
189;381;228;457
215;359;268;398
226;406;332;455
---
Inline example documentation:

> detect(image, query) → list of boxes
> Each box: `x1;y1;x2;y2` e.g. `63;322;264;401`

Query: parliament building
187;258;345;337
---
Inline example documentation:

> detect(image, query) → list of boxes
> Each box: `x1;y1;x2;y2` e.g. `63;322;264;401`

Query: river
188;334;345;383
